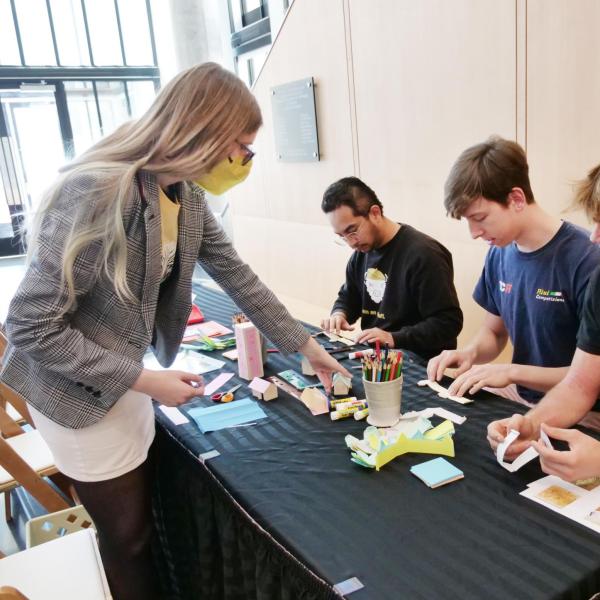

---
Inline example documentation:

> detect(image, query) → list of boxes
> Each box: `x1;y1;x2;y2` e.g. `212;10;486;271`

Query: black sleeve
331;255;362;324
577;265;600;355
391;249;463;357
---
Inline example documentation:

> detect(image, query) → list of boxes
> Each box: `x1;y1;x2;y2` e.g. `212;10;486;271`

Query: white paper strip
496;428;539;472
159;405;189;425
417;379;474;404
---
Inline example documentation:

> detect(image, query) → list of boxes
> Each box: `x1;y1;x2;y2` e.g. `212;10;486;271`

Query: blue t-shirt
473;221;600;403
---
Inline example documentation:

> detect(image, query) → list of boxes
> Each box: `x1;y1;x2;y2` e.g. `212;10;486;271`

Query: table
152;281;600;600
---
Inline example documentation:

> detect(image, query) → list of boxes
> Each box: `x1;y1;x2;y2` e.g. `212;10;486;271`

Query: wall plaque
271;77;320;162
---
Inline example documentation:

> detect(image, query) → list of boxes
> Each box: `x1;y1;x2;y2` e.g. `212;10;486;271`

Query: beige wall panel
527;0;600;224
349;0;517;351
228;0;355;226
348;0;517;242
232;215;351;318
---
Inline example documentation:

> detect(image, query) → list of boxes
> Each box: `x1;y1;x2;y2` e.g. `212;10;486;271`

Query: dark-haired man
321;176;463;360
427;136;600;405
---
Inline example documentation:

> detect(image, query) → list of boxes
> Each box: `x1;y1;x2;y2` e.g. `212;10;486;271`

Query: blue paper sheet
188;398;268;433
410;457;464;488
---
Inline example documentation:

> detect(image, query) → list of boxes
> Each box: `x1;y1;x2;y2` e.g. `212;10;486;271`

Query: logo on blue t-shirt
499;280;513;294
535;288;565;303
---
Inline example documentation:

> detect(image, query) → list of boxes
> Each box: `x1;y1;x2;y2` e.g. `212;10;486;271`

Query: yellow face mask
195;156;252;195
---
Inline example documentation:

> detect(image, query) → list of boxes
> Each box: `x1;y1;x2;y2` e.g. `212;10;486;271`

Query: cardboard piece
235;321;264;381
301;356;316;376
332;373;352;396
300;388;329;416
249;377;278;401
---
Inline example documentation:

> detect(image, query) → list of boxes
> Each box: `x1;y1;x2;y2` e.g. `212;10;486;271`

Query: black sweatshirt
331;224;463;360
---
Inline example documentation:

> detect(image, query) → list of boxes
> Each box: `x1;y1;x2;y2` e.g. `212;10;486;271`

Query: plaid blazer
0;171;309;428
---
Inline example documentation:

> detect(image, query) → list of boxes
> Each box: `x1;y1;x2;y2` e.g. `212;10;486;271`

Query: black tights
72;455;161;600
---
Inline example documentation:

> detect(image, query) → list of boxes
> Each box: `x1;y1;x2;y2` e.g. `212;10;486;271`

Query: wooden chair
0;587;29;600
0;329;71;520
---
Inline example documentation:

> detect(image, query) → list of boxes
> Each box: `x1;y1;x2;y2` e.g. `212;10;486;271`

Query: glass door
0;82;65;256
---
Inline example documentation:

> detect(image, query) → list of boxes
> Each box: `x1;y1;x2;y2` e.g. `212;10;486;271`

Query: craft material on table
277;369;316;390
410;457;464;488
187;304;204;324
346;417;457;471
211;384;242;403
188;398;267;433
332;372;352;395
249;377;278;401
182;336;236;352
144;350;225;375
496;428;540;472
158;405;189;425
362;350;403;382
235;321;264;380
417;379;474;405
268;376;304;400
519;474;600;535
203;372;235;396
222;349;239;361
300;388;329;416
183;321;233;341
401;407;467;425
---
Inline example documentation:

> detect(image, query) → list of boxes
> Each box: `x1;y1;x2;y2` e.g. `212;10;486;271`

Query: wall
226;0;600;353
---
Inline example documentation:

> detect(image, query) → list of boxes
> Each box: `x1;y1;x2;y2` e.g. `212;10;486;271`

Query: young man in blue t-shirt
427;136;600;404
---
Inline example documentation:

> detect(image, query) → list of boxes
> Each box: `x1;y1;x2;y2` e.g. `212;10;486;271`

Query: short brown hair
571;164;600;223
444;136;535;219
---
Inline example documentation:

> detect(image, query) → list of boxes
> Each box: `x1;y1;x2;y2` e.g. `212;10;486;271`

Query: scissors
211;384;242;403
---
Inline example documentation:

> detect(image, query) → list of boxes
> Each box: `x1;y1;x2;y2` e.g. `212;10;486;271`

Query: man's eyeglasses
334;218;366;246
237;141;255;166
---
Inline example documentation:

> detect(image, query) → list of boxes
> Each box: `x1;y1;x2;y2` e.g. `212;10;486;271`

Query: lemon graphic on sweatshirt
365;268;387;303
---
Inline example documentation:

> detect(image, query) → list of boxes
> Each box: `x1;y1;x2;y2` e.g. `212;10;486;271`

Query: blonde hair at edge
26;62;262;313
572;163;600;223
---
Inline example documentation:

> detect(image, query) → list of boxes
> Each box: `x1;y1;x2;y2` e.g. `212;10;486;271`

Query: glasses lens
240;143;255;166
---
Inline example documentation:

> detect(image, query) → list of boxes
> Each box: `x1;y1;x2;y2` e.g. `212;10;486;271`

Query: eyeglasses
237;141;255;166
333;218;366;246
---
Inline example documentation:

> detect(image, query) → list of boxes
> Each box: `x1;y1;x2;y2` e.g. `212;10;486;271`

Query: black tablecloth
153;279;600;600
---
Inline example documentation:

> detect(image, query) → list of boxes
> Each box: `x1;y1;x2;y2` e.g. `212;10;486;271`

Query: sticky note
410;457;464;488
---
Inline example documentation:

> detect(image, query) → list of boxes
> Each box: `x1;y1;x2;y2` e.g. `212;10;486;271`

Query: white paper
144;350;225;375
496;428;539;472
540;429;554;449
159;405;189;425
203;372;235;396
399;406;466;425
417;379;473;404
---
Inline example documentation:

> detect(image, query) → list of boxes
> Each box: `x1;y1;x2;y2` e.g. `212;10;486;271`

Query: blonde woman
0;63;349;600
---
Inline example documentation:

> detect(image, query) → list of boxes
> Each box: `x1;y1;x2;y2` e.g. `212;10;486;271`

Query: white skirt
28;390;155;483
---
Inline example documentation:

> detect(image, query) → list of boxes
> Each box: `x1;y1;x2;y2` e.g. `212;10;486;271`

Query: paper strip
417;379;473;404
158;405;189;425
333;577;364;595
199;450;220;462
496;428;539;472
203;372;235;396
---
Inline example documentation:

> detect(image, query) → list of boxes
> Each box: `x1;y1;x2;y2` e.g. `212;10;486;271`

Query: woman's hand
132;368;204;406
299;337;352;393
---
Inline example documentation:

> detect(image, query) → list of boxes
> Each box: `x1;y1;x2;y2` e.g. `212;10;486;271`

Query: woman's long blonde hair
27;62;262;312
